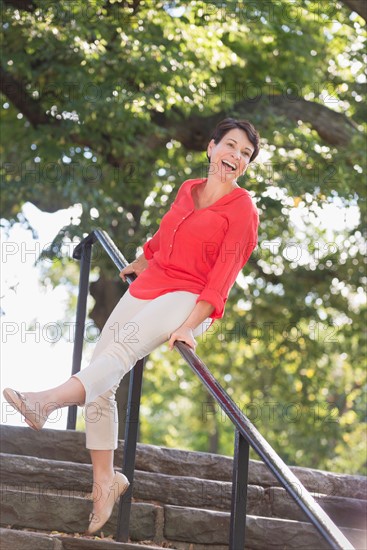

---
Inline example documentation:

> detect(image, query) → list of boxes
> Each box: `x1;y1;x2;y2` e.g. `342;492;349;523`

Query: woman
3;118;260;534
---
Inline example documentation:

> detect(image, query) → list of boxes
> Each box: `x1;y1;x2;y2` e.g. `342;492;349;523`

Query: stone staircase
0;425;366;550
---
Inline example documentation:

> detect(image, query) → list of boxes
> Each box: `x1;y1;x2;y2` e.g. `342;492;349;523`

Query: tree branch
3;0;36;12
269;95;357;146
1;63;358;167
153;95;357;148
0;65;127;171
340;0;367;21
131;0;142;15
0;65;51;126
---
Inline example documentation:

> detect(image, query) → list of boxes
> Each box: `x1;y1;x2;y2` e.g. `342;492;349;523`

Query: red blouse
129;178;259;320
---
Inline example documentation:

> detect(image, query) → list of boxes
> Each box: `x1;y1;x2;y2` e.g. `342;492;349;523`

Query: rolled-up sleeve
197;207;259;319
143;229;161;260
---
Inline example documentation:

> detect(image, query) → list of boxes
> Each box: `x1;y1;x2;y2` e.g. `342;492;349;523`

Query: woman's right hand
119;254;148;282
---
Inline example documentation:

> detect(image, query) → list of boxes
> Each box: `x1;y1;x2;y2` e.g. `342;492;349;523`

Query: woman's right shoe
2;388;47;431
87;471;130;535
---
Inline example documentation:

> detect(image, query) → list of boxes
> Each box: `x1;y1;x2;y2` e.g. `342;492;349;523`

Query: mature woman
3;118;260;534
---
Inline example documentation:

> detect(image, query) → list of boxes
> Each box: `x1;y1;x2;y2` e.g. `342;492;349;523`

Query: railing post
116;356;146;542
229;429;250;550
67;242;92;430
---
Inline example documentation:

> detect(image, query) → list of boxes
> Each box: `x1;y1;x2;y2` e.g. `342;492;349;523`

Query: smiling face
207;128;255;183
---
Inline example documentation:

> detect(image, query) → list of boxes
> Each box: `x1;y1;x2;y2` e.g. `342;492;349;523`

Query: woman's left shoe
87;471;130;535
3;388;48;430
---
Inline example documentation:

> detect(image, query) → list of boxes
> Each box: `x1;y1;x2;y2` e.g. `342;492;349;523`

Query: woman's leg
75;290;208;528
9;376;86;424
89;449;115;521
81;290;211;451
84;382;120;450
74;290;208;405
88;289;149;363
79;290;211;527
82;292;209;450
82;290;155;450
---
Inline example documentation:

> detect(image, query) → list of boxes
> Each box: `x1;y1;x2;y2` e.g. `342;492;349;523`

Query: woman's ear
207;139;215;160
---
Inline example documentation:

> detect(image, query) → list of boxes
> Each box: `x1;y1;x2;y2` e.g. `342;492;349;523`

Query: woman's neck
204;174;239;196
192;176;239;210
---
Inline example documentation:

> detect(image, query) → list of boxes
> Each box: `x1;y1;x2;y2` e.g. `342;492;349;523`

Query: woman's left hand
119;254;148;282
168;325;197;351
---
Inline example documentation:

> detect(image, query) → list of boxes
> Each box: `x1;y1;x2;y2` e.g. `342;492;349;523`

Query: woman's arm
196;203;259;319
168;300;214;351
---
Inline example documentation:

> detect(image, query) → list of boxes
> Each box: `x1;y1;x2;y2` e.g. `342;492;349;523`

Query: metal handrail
72;228;355;550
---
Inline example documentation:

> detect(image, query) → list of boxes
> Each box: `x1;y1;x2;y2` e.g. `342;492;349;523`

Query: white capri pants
74;289;210;450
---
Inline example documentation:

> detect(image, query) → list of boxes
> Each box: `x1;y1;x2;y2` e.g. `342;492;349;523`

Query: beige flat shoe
3;388;47;431
87;471;130;535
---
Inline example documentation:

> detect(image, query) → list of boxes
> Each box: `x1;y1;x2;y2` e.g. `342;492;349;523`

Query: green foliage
1;0;366;474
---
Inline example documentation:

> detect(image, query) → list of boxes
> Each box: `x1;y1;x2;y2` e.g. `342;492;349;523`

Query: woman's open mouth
222;159;236;172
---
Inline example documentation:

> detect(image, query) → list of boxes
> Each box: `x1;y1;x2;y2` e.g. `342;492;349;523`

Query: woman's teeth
222;160;236;171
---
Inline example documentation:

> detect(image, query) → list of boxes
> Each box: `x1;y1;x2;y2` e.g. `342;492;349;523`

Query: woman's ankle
93;471;115;484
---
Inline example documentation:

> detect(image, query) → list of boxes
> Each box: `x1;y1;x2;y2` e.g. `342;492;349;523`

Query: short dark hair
209;118;260;163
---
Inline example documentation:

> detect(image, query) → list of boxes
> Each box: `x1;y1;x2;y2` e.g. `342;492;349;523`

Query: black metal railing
69;228;354;550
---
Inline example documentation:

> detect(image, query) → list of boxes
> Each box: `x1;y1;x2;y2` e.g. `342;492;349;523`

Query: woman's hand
168;301;214;351
168;325;197;351
119;254;148;282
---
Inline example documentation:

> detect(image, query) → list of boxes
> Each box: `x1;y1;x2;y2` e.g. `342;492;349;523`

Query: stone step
1;486;158;542
1;425;366;501
0;488;365;550
0;527;167;550
1;453;366;530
